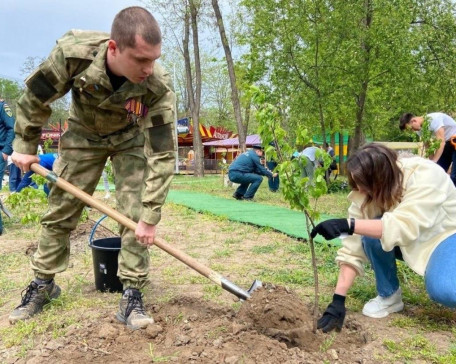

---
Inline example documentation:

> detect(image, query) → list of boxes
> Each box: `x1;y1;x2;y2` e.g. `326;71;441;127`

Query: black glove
317;294;346;333
310;218;350;240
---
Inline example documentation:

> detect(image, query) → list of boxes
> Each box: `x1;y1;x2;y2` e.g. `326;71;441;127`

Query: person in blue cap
228;145;277;201
15;153;58;196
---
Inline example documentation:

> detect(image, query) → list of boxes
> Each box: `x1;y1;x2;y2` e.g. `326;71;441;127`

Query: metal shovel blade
247;279;263;296
0;200;13;218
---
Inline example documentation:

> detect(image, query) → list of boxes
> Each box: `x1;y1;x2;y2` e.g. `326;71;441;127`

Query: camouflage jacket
14;30;176;225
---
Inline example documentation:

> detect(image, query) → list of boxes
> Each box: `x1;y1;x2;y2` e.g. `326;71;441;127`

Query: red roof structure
177;123;235;146
202;134;261;148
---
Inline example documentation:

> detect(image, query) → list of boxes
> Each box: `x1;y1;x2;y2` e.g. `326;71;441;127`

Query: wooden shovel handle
30;163;223;285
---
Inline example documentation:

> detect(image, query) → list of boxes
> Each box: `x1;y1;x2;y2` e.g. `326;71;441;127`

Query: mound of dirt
237;284;311;332
238;284;370;354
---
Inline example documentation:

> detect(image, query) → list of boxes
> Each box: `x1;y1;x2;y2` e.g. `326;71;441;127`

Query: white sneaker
362;288;404;318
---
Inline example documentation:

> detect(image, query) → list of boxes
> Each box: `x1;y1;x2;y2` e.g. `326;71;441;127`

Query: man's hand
2;152;7;162
272;172;278;178
135;220;157;246
310;218;350;240
317;294;346;333
11;151;39;172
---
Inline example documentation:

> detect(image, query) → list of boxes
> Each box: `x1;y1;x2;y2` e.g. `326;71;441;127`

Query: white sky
0;0;147;82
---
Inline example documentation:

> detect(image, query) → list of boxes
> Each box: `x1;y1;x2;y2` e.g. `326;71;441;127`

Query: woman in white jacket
311;143;456;333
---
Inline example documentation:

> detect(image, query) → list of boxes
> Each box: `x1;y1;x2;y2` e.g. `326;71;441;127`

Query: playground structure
313;133;423;174
375;141;424;155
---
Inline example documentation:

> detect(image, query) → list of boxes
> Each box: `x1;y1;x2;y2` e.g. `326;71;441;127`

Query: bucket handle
89;214;109;245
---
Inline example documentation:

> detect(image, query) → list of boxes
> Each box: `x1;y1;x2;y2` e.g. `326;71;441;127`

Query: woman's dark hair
346;143;403;213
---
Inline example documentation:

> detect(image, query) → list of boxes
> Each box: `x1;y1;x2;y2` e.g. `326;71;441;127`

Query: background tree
212;0;246;151
0;78;23;115
240;0;456;160
147;0;214;176
20;56;70;126
200;58;234;129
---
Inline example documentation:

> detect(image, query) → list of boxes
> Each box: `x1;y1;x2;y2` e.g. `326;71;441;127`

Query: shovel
0;199;13;218
31;163;261;300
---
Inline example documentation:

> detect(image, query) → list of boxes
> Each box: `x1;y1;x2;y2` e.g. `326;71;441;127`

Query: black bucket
88;215;123;293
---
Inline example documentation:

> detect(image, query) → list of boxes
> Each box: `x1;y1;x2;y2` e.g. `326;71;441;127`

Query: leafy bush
6;187;47;225
327;179;349;194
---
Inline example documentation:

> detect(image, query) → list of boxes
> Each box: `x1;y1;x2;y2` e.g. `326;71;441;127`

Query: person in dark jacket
0;98;15;236
228;145;277;201
0;99;15;191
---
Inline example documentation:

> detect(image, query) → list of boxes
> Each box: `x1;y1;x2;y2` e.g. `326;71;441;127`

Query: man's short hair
399;113;415;131
111;6;161;51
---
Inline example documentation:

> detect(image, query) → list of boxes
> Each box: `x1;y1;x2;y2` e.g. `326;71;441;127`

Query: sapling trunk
305;212;319;333
253;87;329;335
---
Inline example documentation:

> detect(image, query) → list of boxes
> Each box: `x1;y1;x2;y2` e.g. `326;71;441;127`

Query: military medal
125;98;148;123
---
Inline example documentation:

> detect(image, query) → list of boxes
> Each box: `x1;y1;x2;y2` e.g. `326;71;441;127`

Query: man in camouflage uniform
9;7;176;330
0;98;15;235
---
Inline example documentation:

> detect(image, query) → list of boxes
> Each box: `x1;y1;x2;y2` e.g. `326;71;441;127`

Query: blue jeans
362;236;401;297
0;157;6;190
363;233;456;307
266;161;279;192
425;234;456;308
228;170;263;199
8;163;22;191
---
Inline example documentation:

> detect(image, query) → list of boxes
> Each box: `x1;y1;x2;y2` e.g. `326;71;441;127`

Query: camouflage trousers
31;128;150;289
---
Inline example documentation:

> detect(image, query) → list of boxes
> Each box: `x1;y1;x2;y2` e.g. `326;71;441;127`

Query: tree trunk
189;0;204;177
244;97;251;136
313;24;327;153
352;0;372;153
183;8;196;170
211;0;246;151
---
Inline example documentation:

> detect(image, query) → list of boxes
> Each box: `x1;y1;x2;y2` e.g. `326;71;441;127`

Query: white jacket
335;156;456;276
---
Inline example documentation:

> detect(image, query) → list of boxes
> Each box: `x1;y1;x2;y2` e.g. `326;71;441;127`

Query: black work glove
317;294;346;333
310;218;350;240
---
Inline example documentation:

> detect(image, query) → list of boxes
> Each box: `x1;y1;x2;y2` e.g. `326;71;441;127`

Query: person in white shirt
399;112;456;185
299;145;322;181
